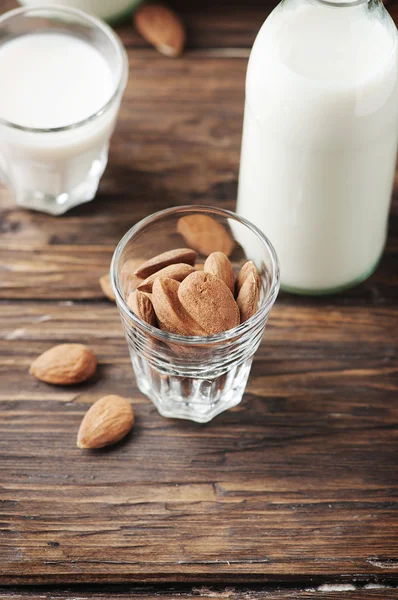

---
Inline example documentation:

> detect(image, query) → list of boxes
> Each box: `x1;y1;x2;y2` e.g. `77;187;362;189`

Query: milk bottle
237;0;398;293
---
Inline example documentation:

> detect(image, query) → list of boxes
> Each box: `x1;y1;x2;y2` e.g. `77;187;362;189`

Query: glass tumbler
111;206;280;423
0;6;128;215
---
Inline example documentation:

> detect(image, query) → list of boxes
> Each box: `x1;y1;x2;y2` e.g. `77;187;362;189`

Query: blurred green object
17;0;144;24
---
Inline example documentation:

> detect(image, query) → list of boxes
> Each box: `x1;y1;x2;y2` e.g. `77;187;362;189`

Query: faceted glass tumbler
0;6;128;215
111;206;280;423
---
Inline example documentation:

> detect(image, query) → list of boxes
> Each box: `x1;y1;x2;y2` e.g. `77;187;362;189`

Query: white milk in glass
0;7;127;215
0;33;114;129
237;0;398;293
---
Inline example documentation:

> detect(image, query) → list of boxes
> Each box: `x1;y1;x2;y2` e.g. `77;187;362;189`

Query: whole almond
99;273;115;302
137;263;194;293
134;2;185;58
134;248;196;279
127;290;157;326
30;344;97;385
77;395;134;449
178;271;239;335
204;252;235;293
177;215;235;257
236;260;260;295
152;277;207;336
236;272;260;323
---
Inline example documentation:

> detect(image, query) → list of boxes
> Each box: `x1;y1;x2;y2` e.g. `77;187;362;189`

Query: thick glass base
281;254;382;296
131;354;253;423
14;151;108;216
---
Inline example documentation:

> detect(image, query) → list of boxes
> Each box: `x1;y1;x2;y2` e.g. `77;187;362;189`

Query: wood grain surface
0;584;397;599
0;0;397;592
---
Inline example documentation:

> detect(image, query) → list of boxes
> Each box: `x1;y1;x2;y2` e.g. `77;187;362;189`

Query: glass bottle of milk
237;0;398;294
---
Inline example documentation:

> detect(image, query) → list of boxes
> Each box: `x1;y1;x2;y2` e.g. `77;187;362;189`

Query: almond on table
134;2;185;58
77;395;134;449
134;248;197;279
99;272;115;302
29;344;97;385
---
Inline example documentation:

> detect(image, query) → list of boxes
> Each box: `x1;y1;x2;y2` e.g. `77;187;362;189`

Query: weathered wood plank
0;301;397;583
0;584;397;599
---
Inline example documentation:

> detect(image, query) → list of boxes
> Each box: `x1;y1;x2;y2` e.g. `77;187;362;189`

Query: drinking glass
111;206;280;423
0;6;128;215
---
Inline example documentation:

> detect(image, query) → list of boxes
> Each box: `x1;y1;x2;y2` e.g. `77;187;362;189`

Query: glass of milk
237;0;398;294
0;6;128;215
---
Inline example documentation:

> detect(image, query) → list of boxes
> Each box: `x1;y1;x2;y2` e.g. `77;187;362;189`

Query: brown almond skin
137;263;194;293
236;272;260;323
127;290;157;326
134;3;185;58
178;271;240;335
152;278;207;336
177;215;235;257
235;260;260;295
204;252;235;293
134;248;197;279
30;344;97;385
77;395;134;449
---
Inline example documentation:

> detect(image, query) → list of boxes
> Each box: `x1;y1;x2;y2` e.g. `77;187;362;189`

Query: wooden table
1;1;397;598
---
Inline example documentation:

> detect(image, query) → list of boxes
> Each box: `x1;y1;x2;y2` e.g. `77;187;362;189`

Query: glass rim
110;205;280;346
0;5;128;133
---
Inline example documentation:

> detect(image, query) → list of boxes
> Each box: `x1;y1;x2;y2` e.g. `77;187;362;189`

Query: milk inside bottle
237;0;398;293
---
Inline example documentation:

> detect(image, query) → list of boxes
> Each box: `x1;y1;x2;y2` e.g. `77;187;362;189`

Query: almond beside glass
30;344;97;385
77;395;134;449
134;2;185;58
99;272;115;302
